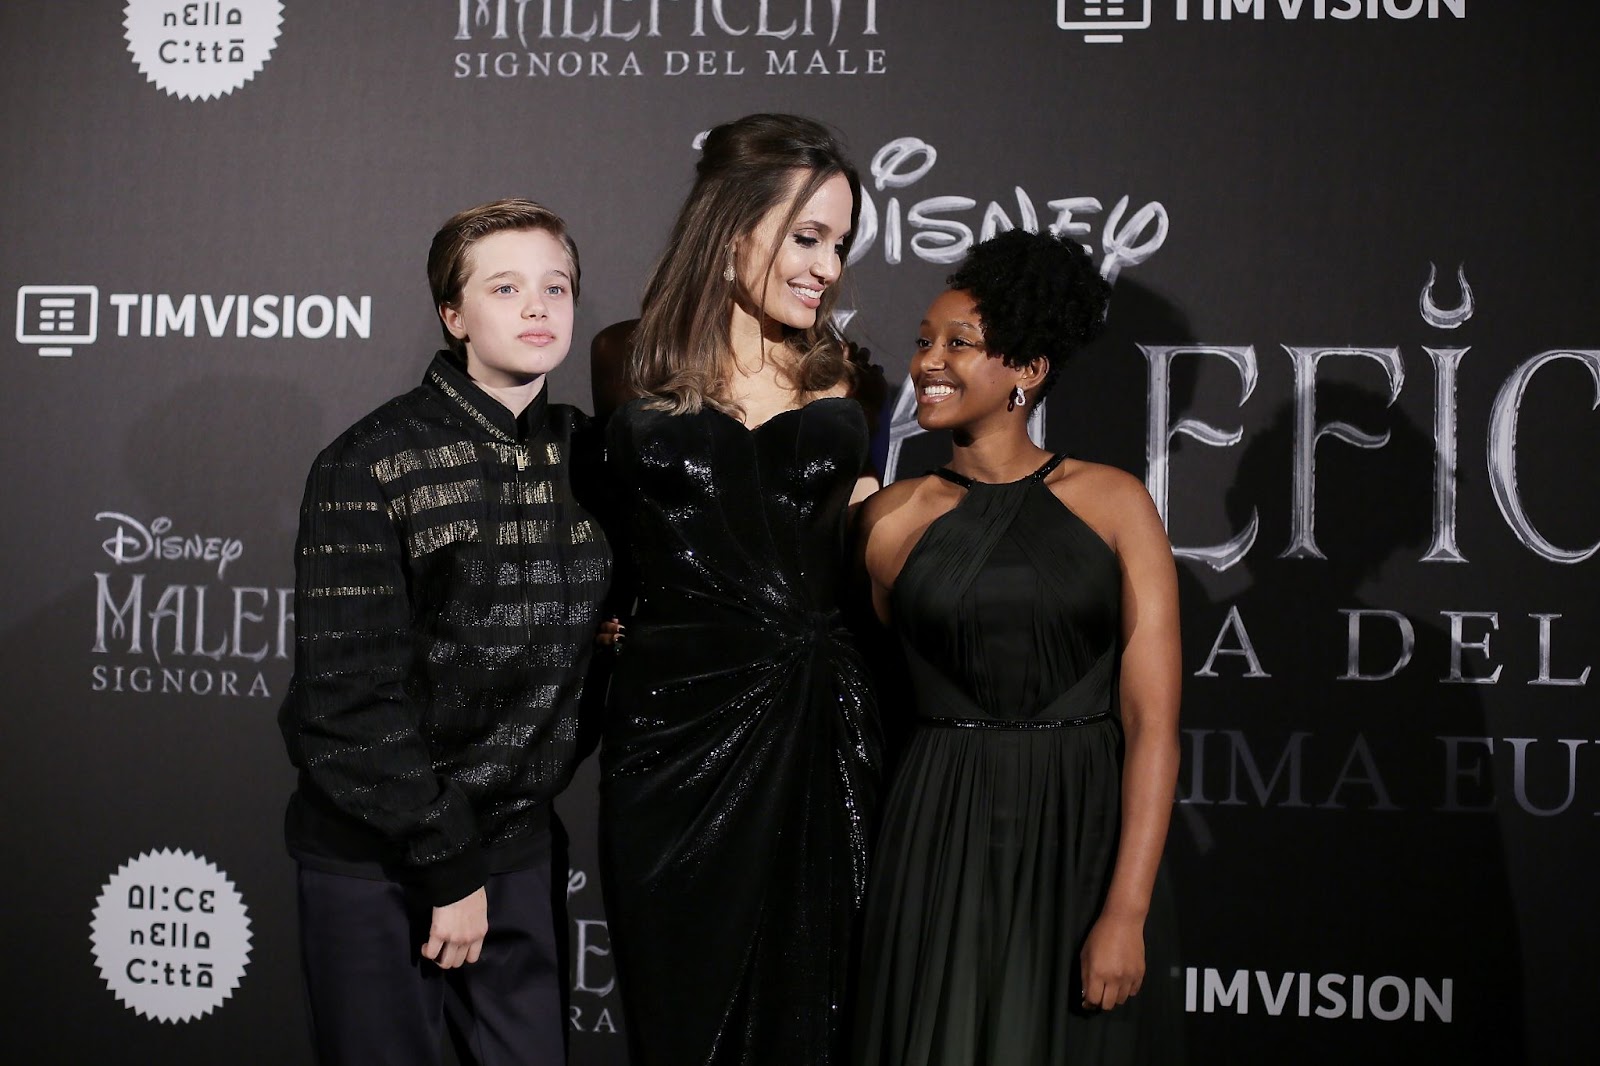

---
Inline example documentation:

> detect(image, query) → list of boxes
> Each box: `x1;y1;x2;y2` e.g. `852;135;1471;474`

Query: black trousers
297;859;565;1066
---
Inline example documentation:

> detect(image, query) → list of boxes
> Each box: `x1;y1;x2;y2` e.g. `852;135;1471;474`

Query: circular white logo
123;1;284;101
90;849;254;1023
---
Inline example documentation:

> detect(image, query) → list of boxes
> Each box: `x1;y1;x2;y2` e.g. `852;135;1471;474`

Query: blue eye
494;284;516;295
545;284;566;296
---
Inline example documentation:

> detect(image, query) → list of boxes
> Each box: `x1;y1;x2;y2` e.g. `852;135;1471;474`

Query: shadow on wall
892;272;1528;1061
122;372;326;532
0;373;326;1062
1172;380;1525;1063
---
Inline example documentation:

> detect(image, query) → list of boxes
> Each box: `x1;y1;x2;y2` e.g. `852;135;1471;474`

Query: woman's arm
851;473;940;627
1080;472;1182;1011
849;483;897;626
850;473;882;508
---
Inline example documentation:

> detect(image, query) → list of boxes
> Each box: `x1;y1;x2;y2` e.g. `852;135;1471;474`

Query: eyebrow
795;219;851;238
920;318;981;330
482;268;572;283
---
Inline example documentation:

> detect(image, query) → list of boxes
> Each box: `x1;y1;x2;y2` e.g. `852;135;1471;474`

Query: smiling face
439;227;576;390
912;288;1043;432
733;170;854;338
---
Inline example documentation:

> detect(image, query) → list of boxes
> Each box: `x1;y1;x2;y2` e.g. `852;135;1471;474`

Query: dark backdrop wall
3;2;1595;1063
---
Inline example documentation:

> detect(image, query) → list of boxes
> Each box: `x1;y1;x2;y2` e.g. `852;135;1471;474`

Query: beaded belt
922;711;1110;731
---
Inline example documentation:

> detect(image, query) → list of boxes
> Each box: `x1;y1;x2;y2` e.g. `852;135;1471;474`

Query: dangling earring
723;252;736;283
1009;384;1026;412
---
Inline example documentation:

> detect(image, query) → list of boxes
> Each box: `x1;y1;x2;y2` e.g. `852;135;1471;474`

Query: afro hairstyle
945;228;1111;400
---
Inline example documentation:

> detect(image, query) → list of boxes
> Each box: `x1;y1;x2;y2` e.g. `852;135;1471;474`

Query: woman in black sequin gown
852;230;1186;1065
598;114;881;1066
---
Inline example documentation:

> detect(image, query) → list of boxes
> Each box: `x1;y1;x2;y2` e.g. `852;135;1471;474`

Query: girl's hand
1079;911;1146;1011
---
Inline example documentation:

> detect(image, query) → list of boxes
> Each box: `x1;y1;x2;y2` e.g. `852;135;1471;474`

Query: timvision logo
1060;0;1466;45
1185;967;1454;1022
14;286;373;357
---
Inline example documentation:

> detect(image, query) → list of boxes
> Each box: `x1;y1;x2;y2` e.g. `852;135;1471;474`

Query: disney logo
855;135;1166;281
96;512;245;580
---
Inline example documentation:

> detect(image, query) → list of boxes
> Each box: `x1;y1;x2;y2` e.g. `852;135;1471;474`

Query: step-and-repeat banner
3;2;1594;1063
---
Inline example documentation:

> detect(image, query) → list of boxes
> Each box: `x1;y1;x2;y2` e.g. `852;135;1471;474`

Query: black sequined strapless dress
600;396;881;1066
853;455;1184;1066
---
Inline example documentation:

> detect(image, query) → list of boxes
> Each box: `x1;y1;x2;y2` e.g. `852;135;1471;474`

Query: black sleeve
278;439;486;905
578;407;639;622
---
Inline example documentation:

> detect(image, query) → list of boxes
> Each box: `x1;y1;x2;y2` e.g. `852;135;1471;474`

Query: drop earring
723;253;736;283
1009;385;1026;411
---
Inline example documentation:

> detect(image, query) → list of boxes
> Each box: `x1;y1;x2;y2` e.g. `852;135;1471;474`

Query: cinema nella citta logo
123;0;284;100
452;0;885;78
91;849;253;1023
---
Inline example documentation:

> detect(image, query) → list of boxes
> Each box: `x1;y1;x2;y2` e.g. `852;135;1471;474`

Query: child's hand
422;886;488;969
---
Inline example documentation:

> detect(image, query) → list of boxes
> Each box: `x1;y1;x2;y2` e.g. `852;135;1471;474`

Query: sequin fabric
599;396;881;1066
278;352;611;906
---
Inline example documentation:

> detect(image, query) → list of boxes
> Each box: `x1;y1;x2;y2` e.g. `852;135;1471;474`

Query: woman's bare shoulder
859;475;929;525
1052;459;1149;500
1048;460;1163;549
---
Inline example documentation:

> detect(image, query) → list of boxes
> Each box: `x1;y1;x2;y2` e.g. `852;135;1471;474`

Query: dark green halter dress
853;454;1184;1065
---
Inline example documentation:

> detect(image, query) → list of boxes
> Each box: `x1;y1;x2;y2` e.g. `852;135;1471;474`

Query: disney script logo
97;512;244;580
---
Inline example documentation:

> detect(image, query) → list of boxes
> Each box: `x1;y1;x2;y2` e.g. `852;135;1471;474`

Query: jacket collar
425;350;549;444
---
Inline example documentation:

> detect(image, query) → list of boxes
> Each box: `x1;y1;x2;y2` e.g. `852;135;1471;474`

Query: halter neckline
934;452;1067;489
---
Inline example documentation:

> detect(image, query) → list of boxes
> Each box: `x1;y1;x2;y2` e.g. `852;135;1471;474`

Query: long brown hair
630;114;861;415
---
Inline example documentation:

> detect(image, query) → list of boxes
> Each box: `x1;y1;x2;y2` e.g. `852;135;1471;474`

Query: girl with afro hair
852;228;1186;1065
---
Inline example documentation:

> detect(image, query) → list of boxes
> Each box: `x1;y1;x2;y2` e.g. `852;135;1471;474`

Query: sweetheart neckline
700;394;857;432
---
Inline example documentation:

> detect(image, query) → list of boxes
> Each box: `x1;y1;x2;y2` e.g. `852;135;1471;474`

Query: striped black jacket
279;351;611;905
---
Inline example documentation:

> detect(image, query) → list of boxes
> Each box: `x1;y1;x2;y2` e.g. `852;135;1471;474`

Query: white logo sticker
16;285;99;356
90;849;254;1023
123;1;285;101
1059;0;1152;44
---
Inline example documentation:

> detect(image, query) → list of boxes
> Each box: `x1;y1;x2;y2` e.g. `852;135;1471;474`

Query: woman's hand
1079;910;1146;1011
596;616;625;649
